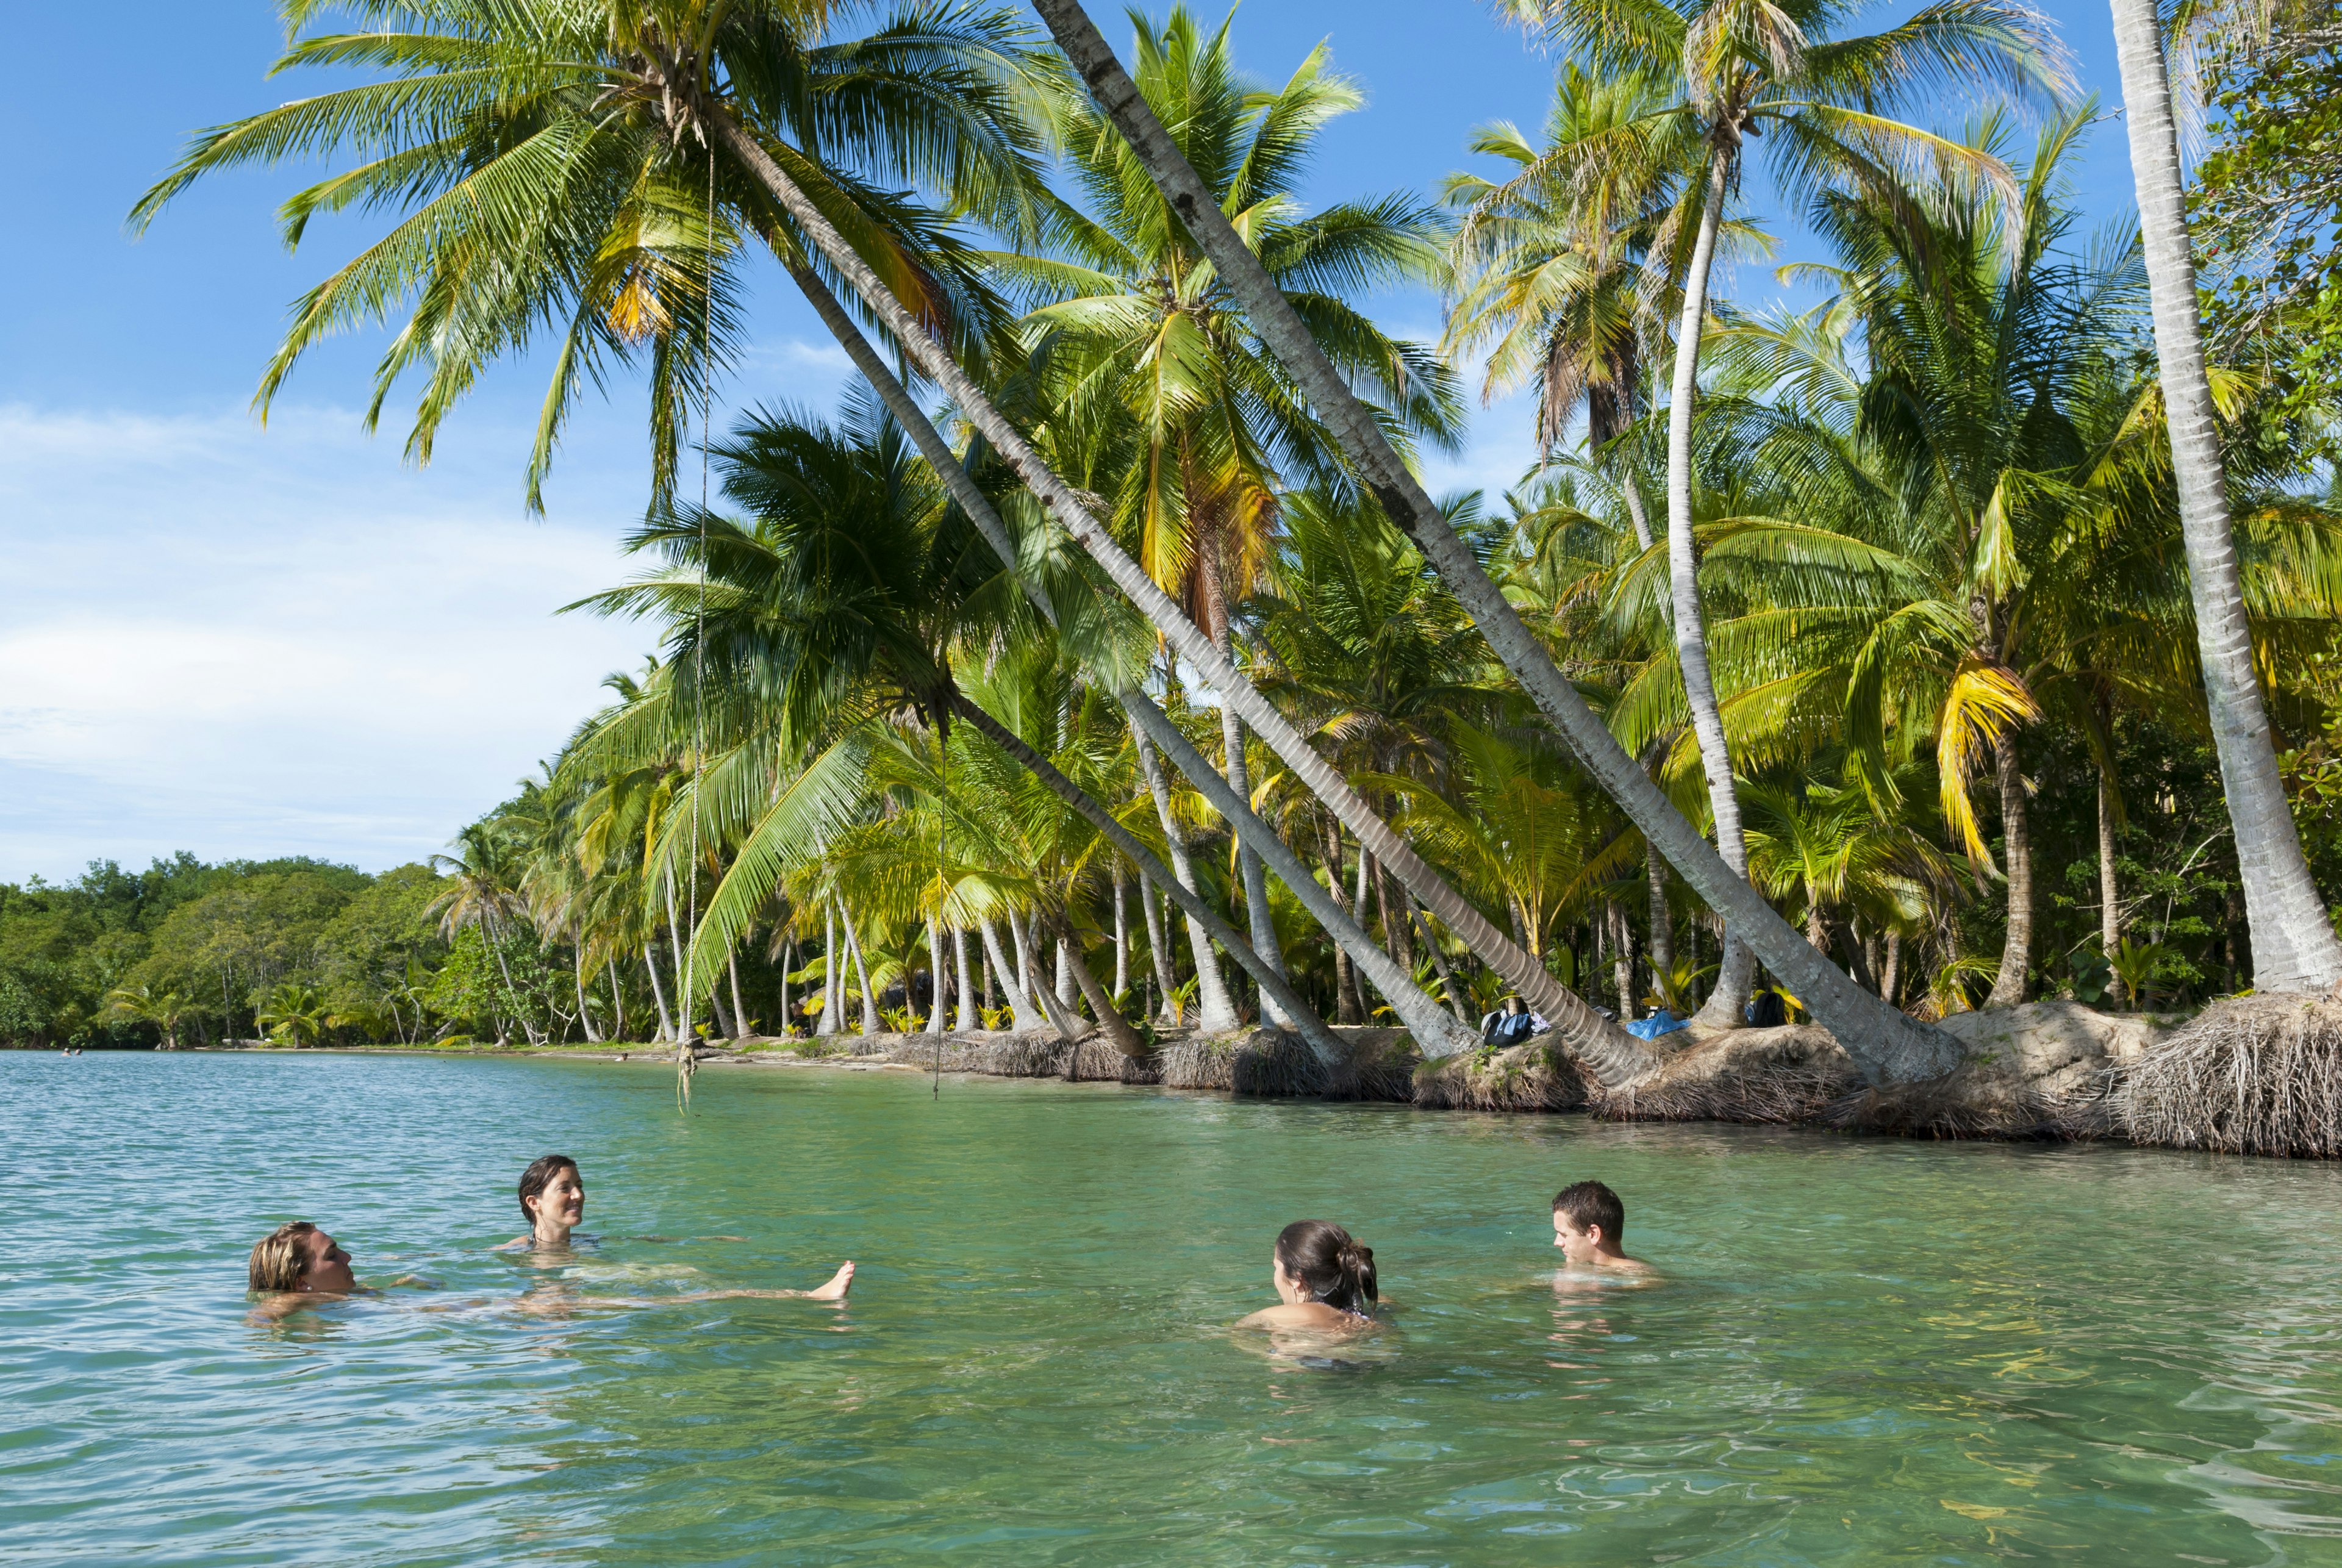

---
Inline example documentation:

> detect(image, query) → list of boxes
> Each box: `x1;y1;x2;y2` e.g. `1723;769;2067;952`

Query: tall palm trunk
817;902;839;1036
606;958;626;1042
1022;927;1090;1044
1881;932;1902;1007
726;119;1640;1077
643;942;676;1042
1018;8;1959;1083
954;926;976;1032
926;917;948;1035
1128;719;1241;1030
951;693;1344;1061
482;912;539;1045
1646;850;1673;978
2109;0;2342;993
1320;818;1364;1023
1669;146;1756;1029
837;899;878;1034
1010;907;1038;1014
1988;732;2034;1008
575;941;602;1043
777;940;792;1039
707;972;735;1039
1200;553;1290;1021
2099;764;2127;1008
1137;870;1178;1021
1608;901;1636;1020
979;917;1042;1032
1048;910;1149;1057
1112;866;1130;998
729;954;750;1040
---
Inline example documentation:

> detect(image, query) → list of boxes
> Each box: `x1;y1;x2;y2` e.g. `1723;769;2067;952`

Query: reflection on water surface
5;1051;2341;1565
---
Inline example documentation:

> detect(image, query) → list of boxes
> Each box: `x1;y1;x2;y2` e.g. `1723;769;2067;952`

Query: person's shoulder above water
1234;1300;1364;1330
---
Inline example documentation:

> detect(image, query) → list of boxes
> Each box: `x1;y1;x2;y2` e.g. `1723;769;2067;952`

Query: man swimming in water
495;1154;854;1299
1552;1180;1653;1276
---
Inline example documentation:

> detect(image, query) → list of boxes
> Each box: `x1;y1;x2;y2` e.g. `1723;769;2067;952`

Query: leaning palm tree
1023;0;2065;1080
572;391;1351;1057
2106;0;2342;992
1488;0;2069;1026
133;0;1572;1069
1006;7;1463;1008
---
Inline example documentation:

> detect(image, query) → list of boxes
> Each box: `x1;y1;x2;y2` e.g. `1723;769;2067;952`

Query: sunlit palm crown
132;0;1056;507
994;5;1462;615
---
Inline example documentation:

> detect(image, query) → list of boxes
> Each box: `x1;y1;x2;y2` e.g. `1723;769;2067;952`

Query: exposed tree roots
1162;1027;1417;1100
2110;992;2342;1158
1413;1043;1588;1111
1590;1026;1860;1125
778;998;2342;1162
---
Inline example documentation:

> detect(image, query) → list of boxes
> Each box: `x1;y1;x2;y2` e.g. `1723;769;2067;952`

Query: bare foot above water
806;1261;854;1300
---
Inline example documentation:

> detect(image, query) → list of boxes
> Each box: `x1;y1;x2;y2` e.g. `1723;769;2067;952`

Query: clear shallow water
5;1054;2342;1566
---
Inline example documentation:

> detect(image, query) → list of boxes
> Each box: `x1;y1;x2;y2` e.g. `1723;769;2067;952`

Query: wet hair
1552;1180;1625;1244
518;1155;581;1224
1275;1220;1378;1317
248;1221;318;1292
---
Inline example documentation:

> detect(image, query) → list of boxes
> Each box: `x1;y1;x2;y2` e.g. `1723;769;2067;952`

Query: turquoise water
6;1054;2342;1566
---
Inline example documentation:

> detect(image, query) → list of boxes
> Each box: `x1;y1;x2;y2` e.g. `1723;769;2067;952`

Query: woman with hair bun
1235;1220;1379;1331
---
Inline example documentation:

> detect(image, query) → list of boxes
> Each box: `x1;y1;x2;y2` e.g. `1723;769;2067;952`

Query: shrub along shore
177;994;2342;1161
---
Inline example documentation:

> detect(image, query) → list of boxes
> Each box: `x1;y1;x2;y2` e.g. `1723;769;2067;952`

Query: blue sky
0;1;2140;882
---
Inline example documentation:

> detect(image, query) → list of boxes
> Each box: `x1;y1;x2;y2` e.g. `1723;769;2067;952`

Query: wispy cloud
0;403;655;881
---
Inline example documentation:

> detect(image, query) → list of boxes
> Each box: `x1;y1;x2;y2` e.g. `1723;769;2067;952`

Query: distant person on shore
495;1154;854;1299
1235;1220;1379;1333
1551;1181;1653;1277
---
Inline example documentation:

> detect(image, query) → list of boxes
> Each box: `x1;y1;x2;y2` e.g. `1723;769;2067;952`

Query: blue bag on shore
1624;1009;1688;1040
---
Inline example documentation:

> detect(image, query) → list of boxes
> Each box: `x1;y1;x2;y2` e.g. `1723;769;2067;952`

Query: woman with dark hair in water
493;1154;854;1298
1235;1220;1378;1331
499;1153;587;1251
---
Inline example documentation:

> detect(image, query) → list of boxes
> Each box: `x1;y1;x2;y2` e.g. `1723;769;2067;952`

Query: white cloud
0;402;655;881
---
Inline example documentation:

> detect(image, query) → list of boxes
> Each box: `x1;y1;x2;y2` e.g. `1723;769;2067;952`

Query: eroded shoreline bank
151;993;2342;1160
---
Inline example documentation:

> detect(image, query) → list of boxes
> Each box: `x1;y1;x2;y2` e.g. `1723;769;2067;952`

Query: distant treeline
0;850;833;1050
0;856;446;1048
